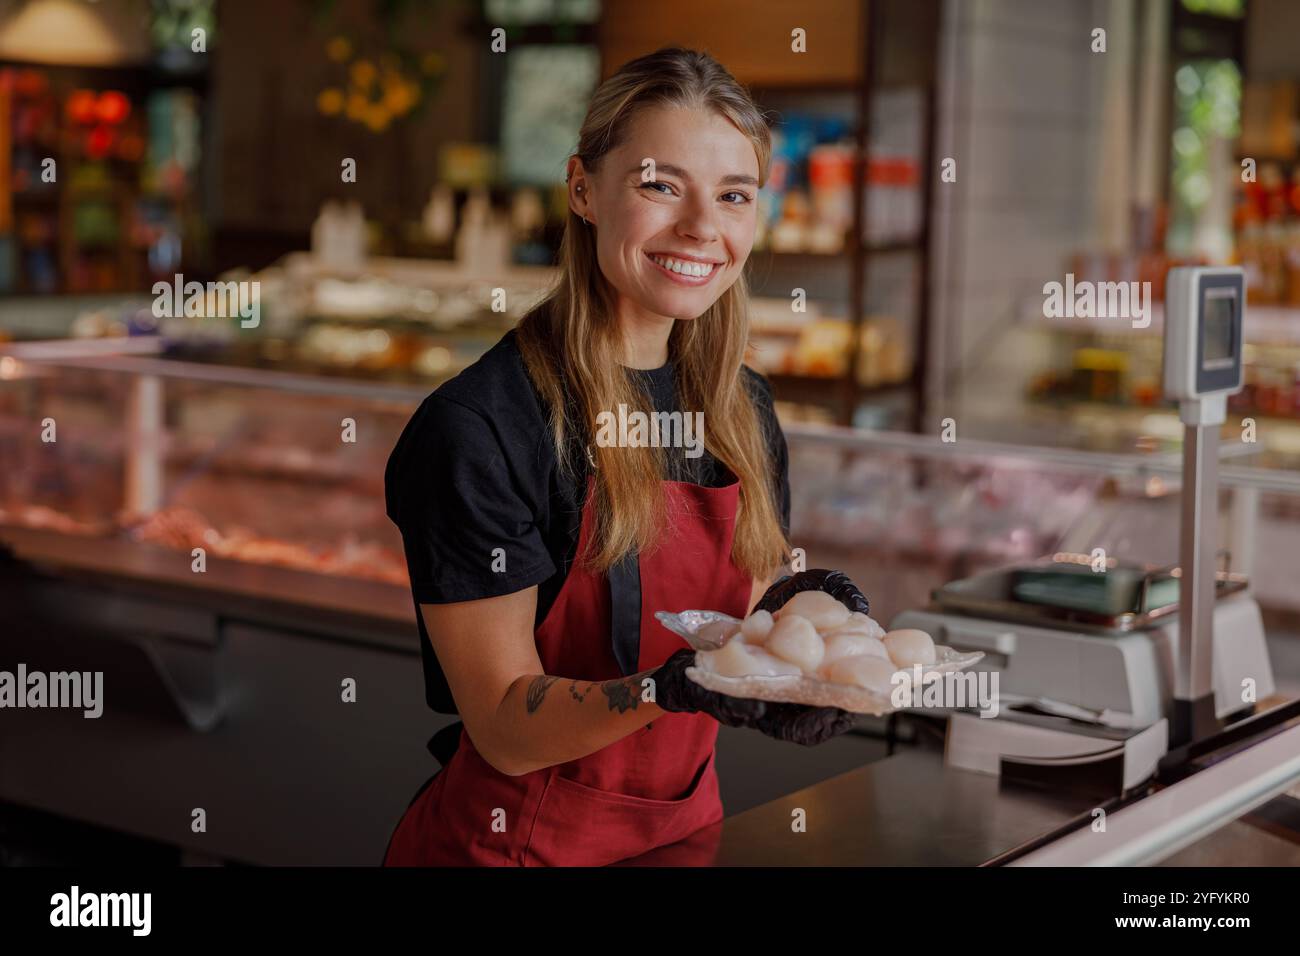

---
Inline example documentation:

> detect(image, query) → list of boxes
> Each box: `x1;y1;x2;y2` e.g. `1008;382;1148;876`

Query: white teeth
651;254;715;278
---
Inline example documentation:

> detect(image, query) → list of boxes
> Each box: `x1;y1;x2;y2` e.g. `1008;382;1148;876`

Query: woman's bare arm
421;587;661;777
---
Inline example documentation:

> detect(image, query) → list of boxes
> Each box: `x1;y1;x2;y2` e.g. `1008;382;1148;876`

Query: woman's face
572;105;761;322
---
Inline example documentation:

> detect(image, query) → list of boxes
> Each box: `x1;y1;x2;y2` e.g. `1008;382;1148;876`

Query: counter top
621;742;1103;866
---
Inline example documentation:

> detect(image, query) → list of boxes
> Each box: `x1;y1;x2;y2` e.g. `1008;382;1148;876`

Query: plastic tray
655;609;985;716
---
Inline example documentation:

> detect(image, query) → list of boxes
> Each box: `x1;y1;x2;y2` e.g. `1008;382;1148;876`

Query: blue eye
640;181;673;194
721;191;752;204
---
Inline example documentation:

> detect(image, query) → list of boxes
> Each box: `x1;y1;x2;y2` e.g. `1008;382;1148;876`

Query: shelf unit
0;58;211;296
594;0;940;430
750;0;939;430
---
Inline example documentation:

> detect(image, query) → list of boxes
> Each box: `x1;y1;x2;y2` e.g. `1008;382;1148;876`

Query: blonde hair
516;47;788;578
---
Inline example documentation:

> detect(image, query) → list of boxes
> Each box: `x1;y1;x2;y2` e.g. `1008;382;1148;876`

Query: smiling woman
522;49;779;576
381;48;863;868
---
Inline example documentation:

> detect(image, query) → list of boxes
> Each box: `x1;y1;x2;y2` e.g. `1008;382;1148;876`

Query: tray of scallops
655;590;984;715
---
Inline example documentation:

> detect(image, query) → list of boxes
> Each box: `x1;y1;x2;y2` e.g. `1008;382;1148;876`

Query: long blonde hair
515;47;788;578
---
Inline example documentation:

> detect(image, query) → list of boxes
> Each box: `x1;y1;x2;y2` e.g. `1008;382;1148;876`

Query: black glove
652;648;767;727
747;567;870;746
752;702;858;745
755;568;870;617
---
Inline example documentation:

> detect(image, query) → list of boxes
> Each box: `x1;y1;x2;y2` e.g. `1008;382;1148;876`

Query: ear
566;155;594;224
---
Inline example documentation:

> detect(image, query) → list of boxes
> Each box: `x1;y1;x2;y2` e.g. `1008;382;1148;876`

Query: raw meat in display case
0;350;418;587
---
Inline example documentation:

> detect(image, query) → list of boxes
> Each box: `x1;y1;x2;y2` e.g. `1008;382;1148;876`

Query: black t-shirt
384;326;790;713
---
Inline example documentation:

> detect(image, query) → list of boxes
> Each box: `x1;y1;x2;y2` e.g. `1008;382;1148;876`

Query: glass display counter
782;423;1300;625
0;339;421;587
4;338;1300;622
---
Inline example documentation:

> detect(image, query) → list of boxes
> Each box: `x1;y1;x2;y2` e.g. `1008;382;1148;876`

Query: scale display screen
1164;267;1245;399
1201;289;1236;369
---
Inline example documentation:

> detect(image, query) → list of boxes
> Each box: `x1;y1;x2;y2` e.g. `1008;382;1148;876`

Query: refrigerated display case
781;423;1300;625
0;341;420;586
6;343;1300;621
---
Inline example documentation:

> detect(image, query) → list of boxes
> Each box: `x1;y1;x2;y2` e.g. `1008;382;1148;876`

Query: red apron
383;473;752;866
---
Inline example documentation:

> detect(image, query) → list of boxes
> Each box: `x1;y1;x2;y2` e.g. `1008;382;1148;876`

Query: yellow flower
317;88;344;115
346;92;368;120
384;80;413;114
365;106;390;132
350;59;377;90
326;37;351;63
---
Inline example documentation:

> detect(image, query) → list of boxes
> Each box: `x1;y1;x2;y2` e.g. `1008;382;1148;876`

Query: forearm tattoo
525;675;643;714
526;676;559;713
601;678;641;714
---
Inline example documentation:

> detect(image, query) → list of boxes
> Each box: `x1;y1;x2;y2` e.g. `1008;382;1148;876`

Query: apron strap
608;551;642;676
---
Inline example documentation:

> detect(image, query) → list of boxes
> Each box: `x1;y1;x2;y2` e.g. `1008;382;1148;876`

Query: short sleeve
743;367;791;536
385;393;557;604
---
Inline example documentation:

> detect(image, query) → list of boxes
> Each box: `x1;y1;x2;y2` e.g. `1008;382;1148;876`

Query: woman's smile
644;250;726;285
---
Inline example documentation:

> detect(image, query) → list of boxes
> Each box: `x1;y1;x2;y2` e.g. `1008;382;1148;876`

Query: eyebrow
627;162;759;188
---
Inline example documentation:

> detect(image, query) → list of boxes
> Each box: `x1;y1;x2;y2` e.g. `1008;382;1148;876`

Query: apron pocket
524;749;721;867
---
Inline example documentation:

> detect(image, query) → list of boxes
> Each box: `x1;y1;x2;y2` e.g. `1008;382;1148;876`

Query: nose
675;193;720;245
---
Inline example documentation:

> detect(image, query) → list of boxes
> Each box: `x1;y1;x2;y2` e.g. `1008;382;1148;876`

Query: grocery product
707;637;802;679
824;655;897;695
658;605;983;714
696;602;935;693
765;614;825;673
773;589;850;629
882;628;936;667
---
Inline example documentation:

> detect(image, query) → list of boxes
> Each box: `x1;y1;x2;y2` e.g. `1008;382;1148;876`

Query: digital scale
894;266;1275;787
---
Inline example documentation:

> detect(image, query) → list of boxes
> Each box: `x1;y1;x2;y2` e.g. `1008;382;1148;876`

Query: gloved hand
755;568;870;617
652;648;767;727
753;702;858;745
747;567;870;745
653;569;870;742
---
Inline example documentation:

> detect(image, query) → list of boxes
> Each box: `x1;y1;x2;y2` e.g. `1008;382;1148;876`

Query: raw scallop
821;632;890;668
765;614;825;673
740;609;775;643
883;628;936;668
704;637;802;678
774;590;852;630
825;612;885;641
824;655;899;695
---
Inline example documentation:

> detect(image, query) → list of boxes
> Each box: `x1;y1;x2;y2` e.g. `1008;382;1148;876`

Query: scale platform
931;559;1249;634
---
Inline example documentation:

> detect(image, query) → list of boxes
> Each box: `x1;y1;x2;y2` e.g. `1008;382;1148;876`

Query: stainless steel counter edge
1009;719;1300;866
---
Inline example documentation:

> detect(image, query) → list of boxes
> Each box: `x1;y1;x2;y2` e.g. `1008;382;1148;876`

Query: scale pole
1173;419;1222;747
1162;265;1244;752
